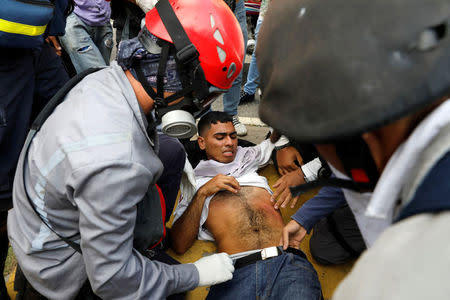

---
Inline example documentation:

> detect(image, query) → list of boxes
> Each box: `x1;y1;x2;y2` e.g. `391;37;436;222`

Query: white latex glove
193;253;234;286
136;0;158;13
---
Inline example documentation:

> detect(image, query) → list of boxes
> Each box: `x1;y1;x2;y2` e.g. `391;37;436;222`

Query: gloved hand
193;253;234;286
136;0;158;13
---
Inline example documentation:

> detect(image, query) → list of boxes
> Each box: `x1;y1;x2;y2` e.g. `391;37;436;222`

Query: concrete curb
239;117;267;127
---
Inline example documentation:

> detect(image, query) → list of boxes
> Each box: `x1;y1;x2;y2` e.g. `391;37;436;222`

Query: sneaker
246;39;256;55
232;115;248;136
239;90;255;105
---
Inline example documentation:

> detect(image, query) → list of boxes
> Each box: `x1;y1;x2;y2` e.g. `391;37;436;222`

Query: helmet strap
335;137;379;186
134;0;213;128
156;41;170;101
155;0;210;99
290;177;374;197
289;137;379;196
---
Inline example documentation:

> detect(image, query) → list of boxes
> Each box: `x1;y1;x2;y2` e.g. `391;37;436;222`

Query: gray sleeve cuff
170;262;200;294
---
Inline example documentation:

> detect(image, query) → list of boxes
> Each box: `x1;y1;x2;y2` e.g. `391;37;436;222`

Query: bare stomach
205;186;284;254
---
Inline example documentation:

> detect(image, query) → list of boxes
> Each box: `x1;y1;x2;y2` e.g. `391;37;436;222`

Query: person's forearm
270;129;281;143
291;185;347;232
171;190;208;254
271;129;290;149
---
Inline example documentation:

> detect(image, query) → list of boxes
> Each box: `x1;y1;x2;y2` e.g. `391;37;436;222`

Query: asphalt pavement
211;55;269;145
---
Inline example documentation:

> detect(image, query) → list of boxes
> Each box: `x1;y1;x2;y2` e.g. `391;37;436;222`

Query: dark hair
197;111;233;136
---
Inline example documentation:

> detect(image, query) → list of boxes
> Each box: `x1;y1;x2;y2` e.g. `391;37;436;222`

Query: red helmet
145;0;244;90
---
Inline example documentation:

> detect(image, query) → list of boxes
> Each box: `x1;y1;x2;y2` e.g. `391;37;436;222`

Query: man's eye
230;134;237;139
216;136;224;140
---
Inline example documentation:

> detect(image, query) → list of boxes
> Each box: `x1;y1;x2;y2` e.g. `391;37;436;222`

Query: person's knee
171;140;186;170
309;218;356;265
159;136;186;173
309;234;337;265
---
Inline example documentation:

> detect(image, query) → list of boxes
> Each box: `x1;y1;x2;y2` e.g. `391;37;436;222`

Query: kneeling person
7;1;244;298
171;112;322;299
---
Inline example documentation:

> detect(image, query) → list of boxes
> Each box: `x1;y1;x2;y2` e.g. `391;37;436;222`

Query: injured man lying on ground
171;111;322;299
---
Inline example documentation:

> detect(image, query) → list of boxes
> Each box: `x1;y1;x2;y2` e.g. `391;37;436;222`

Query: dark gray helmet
257;0;450;143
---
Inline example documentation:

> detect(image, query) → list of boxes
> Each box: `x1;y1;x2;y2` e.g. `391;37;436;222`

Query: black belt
234;246;307;269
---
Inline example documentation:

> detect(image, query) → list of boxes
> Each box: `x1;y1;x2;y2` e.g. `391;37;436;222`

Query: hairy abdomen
206;186;284;254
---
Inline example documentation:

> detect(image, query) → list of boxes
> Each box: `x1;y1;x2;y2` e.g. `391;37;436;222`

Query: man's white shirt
175;139;275;241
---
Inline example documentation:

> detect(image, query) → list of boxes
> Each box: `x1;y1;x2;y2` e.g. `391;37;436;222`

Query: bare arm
276;146;303;175
270;129;282;143
171;174;240;254
171;188;209;255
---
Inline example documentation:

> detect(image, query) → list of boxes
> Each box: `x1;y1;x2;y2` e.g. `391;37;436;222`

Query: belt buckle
260;246;279;260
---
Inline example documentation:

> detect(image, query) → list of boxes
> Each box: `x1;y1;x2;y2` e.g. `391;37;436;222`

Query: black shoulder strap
156;0;197;63
155;0;209;99
23;67;104;254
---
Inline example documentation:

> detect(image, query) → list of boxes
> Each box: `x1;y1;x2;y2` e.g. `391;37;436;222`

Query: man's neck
125;70;154;114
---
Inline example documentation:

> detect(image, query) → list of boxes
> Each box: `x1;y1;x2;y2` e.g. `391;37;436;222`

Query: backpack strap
23;67;104;254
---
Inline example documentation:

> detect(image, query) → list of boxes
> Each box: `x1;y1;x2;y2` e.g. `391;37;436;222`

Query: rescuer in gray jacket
7;0;245;298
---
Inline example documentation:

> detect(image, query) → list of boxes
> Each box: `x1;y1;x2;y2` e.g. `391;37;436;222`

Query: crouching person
8;0;245;298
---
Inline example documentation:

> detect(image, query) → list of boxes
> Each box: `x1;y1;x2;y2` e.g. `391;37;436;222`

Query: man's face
198;122;238;163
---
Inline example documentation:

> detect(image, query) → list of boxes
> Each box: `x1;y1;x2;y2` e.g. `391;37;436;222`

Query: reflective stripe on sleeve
0;18;47;36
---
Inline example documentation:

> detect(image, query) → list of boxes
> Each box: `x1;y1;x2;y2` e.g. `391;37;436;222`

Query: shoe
239;90;255;105
257;88;263;100
246;39;256;55
232;115;248;136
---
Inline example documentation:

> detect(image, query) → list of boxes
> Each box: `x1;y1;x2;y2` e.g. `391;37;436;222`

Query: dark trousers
157;134;187;222
0;44;69;300
310;205;366;265
14;265;100;300
0;44;69;207
0;212;9;300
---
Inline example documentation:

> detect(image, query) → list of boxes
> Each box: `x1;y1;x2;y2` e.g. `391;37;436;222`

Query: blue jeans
60;13;113;73
243;16;263;95
222;0;248;116
206;252;322;300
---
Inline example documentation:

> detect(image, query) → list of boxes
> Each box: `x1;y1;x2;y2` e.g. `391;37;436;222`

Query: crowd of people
0;0;449;299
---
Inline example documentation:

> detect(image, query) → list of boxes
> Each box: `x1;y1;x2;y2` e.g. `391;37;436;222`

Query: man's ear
198;136;206;150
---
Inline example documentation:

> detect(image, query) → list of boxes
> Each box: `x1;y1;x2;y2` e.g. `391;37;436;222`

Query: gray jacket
8;62;198;300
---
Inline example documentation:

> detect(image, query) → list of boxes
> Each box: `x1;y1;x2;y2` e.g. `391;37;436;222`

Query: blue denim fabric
222;0;248;116
243;16;263;95
206;252;322;300
59;12;113;73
